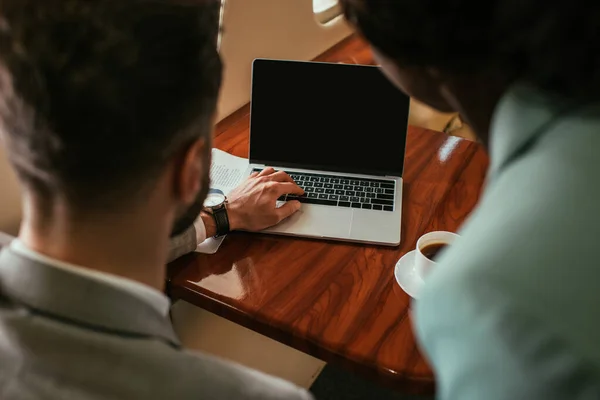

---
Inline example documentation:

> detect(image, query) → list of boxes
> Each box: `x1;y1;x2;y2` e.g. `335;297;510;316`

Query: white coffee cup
415;231;460;280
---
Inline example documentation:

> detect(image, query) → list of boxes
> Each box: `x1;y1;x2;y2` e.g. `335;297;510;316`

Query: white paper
196;148;250;254
209;148;249;194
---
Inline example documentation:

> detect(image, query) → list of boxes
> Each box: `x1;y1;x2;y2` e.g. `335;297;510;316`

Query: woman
339;1;600;399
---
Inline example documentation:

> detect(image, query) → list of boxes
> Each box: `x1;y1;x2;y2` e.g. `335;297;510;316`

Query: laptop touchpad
265;203;352;238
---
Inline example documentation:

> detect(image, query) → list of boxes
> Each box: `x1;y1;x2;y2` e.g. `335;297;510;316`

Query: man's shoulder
171;348;313;400
111;339;313;399
417;195;600;342
412;102;600;399
413;216;600;399
414;161;600;389
0;299;312;400
418;131;600;324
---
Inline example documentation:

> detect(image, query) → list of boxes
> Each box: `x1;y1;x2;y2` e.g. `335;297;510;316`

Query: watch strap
213;205;230;237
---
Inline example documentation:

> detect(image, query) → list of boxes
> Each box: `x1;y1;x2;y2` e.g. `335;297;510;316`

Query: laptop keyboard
252;169;396;212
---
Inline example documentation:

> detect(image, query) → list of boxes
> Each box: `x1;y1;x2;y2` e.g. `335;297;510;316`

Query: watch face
204;192;226;208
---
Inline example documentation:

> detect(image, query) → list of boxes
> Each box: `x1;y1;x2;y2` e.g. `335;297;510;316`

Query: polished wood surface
168;36;489;394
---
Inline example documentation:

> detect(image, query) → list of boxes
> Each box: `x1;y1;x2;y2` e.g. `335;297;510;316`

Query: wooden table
168;113;489;393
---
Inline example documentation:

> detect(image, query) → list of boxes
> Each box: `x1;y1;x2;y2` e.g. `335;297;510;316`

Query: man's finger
275;200;301;221
271;182;304;196
249;171;260;178
258;167;276;177
265;170;295;183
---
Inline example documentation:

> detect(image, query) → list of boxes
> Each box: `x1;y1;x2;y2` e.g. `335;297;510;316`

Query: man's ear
174;137;207;204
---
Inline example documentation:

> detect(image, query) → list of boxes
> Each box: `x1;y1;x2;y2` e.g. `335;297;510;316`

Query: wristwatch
203;189;230;237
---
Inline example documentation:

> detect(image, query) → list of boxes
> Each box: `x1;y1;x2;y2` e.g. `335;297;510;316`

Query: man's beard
170;172;210;238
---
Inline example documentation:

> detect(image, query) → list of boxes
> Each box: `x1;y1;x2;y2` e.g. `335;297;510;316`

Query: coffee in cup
415;231;459;280
420;242;448;261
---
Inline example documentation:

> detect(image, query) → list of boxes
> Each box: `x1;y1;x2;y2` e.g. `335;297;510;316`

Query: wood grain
167;36;489;394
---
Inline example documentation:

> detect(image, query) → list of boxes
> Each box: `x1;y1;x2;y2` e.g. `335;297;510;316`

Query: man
0;1;311;399
339;0;600;399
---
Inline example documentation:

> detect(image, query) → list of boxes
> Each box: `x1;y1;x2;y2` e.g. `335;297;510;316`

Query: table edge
170;282;435;394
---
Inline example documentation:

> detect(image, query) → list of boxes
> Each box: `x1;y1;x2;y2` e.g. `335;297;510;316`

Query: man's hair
340;0;600;101
0;0;222;207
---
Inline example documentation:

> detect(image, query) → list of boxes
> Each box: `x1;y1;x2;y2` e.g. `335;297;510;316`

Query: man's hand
226;167;304;232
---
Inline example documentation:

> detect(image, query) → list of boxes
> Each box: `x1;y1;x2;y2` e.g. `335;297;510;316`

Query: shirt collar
10;239;170;317
0;246;180;346
488;83;573;176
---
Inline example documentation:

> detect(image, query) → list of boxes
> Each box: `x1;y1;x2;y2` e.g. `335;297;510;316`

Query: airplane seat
216;0;352;121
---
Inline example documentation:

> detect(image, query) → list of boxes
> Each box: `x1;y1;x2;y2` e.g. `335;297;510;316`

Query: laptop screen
249;59;409;177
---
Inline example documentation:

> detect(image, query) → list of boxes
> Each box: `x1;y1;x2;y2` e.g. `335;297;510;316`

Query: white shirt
10;239;171;317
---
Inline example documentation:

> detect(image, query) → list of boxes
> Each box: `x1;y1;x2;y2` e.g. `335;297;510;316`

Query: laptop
248;59;409;246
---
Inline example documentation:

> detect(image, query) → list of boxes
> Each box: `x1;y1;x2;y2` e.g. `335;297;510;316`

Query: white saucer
394;250;424;299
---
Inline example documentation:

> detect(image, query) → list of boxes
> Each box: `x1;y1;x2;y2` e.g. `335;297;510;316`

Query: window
217;0;226;51
313;0;342;24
